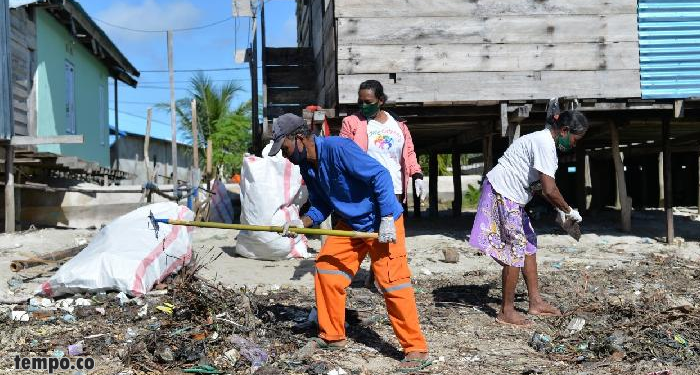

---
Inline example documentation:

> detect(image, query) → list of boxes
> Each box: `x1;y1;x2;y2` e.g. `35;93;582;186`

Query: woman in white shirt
469;110;588;327
340;80;425;205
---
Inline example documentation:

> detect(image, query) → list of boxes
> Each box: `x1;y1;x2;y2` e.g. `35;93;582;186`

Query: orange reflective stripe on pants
314;215;428;353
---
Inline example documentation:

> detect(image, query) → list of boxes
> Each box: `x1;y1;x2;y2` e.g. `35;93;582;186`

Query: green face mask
360;102;380;119
556;134;573;152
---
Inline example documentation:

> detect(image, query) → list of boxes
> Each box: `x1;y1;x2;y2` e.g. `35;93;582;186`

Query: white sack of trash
38;202;194;297
236;141;310;260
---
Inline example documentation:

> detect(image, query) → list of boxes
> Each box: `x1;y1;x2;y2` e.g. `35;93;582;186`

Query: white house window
64;60;76;134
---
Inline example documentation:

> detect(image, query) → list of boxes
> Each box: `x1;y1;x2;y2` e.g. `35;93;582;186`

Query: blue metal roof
639;0;700;99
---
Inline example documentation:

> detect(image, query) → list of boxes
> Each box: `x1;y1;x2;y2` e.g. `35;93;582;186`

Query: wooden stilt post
609;120;631;232
5;145;14;233
486;134;494;171
429;152;438;218
452;148;462;217
482;133;494;180
144;108;153;202
659;152;665;207
576;142;586;214
413;154;421;218
584;154;592;210
697;151;700;215
662;119;674;244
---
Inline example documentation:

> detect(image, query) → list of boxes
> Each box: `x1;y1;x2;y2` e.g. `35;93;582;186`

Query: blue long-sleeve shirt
301;136;403;232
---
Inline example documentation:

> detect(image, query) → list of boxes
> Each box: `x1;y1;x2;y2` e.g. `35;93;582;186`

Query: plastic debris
421;268;433;276
673;333;687;347
137;305;148;319
606;332;626;353
11;311;30;321
529;333;552;352
62;314;77;324
68;341;84;356
94;307;106;315
7;275;23;290
155;345;175;363
230;334;269;370
327;368;347;375
224;348;239;366
115;292;129;306
52;349;65;358
56;298;75;313
182;365;224;374
125;327;138;342
74;298;92;306
30;297;54;308
552;262;563;270
156;302;174;315
566;317;586;334
647;371;672;375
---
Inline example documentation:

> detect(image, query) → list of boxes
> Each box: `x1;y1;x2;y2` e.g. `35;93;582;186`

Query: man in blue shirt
268;113;430;372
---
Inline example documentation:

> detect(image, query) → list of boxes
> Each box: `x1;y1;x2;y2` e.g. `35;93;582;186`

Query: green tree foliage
158;72;250;176
418;154;452;176
462;184;481;209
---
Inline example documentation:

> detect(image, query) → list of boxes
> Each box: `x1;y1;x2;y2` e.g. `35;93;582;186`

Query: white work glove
281;219;304;238
414;178;427;201
557;208;583;224
378;216;397;244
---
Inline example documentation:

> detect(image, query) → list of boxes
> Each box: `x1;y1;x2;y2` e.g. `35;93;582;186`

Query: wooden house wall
334;0;641;104
296;0;337;108
9;7;36;137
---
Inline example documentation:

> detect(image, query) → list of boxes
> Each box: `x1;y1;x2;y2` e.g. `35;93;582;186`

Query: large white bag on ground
39;202;195;297
236;141;309;260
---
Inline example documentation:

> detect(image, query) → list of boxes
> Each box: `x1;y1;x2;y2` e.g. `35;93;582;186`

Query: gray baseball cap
268;113;306;156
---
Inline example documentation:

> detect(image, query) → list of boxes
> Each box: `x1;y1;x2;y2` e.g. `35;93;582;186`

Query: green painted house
9;0;139;167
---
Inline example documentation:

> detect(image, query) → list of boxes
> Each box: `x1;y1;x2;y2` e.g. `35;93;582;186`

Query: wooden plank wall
9;7;36;136
334;0;641;104
296;0;337;108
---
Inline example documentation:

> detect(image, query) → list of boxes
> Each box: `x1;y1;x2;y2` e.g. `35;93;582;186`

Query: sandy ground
0;207;698;374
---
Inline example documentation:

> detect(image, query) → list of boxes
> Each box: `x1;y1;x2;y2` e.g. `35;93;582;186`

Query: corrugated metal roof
639;0;700;99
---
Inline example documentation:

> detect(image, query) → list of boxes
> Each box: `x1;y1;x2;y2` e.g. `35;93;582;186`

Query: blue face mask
289;140;307;165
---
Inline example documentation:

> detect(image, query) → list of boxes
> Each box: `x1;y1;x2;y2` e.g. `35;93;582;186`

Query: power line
94;16;233;33
137;78;252;84
139;66;256;73
109;108;171;126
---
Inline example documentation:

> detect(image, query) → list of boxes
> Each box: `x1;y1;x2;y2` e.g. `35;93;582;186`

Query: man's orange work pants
314;215;428;353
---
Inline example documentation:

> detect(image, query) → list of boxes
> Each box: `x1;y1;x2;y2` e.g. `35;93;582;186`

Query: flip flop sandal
397;357;432;373
310;337;345;351
495;317;534;328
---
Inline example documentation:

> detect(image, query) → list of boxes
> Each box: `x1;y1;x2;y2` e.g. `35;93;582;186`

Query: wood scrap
10;243;88;272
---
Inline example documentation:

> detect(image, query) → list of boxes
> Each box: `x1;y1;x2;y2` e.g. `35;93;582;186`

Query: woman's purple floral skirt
468;179;537;267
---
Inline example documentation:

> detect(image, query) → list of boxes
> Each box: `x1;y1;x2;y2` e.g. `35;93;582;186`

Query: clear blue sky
79;0;297;143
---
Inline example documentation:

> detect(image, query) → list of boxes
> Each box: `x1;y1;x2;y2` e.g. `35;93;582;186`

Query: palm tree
158;72;245;148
